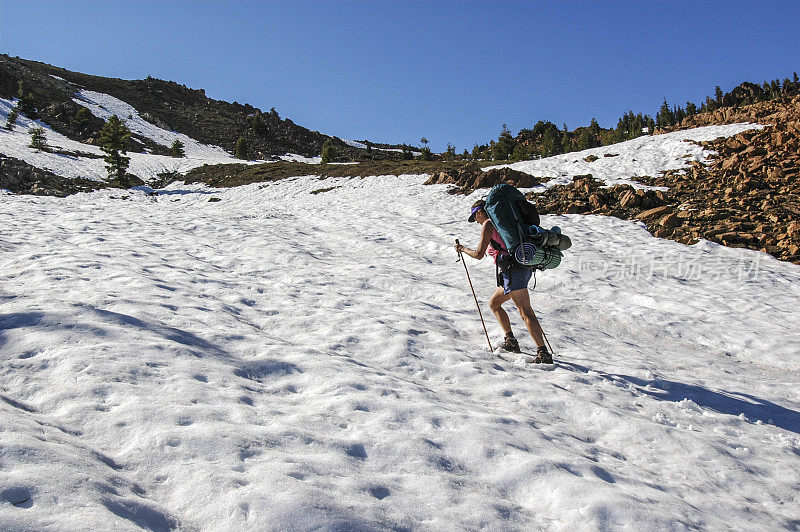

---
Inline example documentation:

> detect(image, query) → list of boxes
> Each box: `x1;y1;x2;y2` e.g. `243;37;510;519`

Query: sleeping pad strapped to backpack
484;183;571;270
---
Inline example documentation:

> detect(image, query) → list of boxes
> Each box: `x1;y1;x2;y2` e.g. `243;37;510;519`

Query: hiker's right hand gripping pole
455;239;493;352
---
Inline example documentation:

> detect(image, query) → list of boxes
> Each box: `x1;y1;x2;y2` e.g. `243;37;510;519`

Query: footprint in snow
369;486;391;500
1;486;33;508
345;443;367;460
590;465;616;484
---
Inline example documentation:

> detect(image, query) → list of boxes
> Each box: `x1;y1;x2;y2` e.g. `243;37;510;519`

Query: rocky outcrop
424;166;545;193
0;154;106;196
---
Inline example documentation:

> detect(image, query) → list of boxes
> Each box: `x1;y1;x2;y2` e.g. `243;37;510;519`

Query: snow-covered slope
1;171;799;529
0;95;252;182
486;123;762;188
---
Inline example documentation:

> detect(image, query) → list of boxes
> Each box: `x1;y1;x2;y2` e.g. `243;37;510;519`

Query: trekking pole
541;328;555;356
455;239;493;352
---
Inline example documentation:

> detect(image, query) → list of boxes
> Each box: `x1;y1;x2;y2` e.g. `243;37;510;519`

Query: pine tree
99;115;131;183
16;81;37;119
444;143;455;161
561;123;571;152
714;86;724;106
235;137;249;159
656;98;674;128
492;125;515;160
540;127;560;157
321;139;336;163
5;106;19;130
70;107;91;130
419;146;432;161
674;104;686;124
29;127;48;151
170;139;185;158
420;137;429;148
249;111;268;135
511;143;529;161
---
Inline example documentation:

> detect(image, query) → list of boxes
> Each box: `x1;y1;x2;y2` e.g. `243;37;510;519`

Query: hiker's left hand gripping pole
455;239;493;353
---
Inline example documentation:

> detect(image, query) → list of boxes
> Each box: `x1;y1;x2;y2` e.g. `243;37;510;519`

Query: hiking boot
532;345;553;364
500;335;521;353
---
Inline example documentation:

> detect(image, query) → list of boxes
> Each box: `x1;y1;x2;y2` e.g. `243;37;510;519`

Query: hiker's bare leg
510;288;545;348
489;287;513;335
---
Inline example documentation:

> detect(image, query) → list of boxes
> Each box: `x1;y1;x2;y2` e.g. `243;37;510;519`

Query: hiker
455;199;553;363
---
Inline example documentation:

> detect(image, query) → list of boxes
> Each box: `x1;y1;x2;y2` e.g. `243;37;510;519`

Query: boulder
660;212;681;228
636;205;672;221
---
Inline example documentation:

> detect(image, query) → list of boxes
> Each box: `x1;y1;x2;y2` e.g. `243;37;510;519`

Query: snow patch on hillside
73;90;235;162
0;92;256;183
279;153;322;164
486;123;763;189
343;139;367;149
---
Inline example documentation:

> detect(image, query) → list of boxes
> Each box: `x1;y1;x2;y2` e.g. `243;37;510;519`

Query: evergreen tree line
459;72;800;162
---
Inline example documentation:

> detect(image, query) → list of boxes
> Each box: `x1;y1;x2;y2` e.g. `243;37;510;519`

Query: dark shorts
499;268;532;295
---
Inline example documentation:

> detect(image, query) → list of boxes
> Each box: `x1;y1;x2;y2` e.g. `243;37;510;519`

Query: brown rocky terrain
423;166;544;192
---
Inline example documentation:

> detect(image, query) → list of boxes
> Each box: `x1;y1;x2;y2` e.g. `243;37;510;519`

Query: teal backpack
484;183;571;270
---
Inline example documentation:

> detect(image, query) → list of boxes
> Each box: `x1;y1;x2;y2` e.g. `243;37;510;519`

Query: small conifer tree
576;129;593;151
99;114;132;184
321;139;336;163
5;106;19;130
492;125;515;160
235;137;249;159
170;139;185;158
714;86;724;106
29;127;48;151
444;143;456;161
419;146;432;161
16;81;37;119
70;107;91;130
561;123;572;152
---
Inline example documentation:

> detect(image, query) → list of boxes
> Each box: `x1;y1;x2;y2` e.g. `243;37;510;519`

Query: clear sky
2;0;799;152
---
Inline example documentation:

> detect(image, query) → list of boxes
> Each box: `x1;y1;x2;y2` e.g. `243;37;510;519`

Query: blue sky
2;0;799;152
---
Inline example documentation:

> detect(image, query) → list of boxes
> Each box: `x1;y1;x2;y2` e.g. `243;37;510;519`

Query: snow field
1;174;799;530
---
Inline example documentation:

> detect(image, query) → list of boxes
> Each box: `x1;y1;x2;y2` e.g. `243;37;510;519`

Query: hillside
0;55;377;163
2;173;799;529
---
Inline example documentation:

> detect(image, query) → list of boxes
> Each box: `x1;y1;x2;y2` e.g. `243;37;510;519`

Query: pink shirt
487;228;507;263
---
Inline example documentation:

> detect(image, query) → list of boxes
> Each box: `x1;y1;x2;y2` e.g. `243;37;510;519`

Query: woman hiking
455;199;553;364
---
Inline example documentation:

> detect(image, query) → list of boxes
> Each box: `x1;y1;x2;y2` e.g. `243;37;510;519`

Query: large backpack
484;183;570;270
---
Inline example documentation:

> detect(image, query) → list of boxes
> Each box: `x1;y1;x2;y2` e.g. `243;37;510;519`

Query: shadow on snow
560;361;800;435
